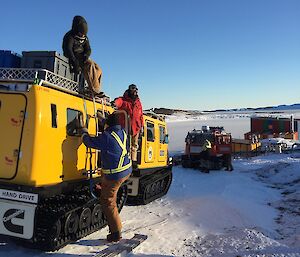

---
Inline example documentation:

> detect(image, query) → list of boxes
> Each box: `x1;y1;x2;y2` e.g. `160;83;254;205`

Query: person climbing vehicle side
113;84;144;169
81;113;132;242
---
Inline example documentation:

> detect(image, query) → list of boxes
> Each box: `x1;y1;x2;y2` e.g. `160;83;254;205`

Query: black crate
21;51;72;80
0;50;21;68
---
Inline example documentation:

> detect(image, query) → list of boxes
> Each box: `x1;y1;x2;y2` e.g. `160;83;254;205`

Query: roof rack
0;67;111;103
143;111;165;121
0;67;79;94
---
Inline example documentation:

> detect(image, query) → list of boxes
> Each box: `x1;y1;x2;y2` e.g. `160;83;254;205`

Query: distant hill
149;103;300;115
145;108;203;116
274;103;300;110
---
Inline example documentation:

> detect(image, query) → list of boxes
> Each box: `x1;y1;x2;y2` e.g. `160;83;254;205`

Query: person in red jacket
114;84;144;168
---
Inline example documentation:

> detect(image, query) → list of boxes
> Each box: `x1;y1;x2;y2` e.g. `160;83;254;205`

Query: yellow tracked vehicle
0;55;172;250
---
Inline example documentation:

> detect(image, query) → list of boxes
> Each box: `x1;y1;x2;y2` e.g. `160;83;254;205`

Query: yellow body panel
138;116;168;169
0;93;26;179
0;85;113;187
232;139;261;153
0;85;169;187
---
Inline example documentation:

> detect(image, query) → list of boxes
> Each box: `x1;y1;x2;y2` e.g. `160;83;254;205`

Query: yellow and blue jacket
82;125;132;180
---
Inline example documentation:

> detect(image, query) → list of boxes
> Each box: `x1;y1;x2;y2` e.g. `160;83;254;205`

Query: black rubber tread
182;159;192;168
181;156;225;170
127;168;172;205
16;183;128;251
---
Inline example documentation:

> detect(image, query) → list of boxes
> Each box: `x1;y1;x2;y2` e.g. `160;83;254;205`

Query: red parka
114;90;144;136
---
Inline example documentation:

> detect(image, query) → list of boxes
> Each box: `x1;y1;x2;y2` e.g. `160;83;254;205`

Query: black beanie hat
105;113;120;127
128;84;138;90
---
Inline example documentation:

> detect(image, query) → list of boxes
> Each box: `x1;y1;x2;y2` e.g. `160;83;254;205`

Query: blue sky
1;0;299;110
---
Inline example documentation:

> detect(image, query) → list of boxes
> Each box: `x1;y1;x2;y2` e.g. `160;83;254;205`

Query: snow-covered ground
1;116;300;257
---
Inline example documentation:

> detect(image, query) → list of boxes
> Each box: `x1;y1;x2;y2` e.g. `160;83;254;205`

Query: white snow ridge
176;227;299;257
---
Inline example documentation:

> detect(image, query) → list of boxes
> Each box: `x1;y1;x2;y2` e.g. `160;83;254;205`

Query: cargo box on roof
21;51;72;80
0;50;21;68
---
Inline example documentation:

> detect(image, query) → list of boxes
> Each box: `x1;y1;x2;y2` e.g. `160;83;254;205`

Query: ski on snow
93;234;148;257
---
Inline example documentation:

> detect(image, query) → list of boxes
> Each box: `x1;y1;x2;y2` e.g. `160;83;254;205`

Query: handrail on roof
0;67;111;104
143;110;165;121
0;67;79;93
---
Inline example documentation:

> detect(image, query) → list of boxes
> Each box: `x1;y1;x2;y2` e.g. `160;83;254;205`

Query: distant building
244;116;300;140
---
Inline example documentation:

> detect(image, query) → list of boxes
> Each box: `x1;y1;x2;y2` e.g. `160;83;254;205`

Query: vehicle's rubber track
182;156;224;171
127;168;172;205
18;184;127;251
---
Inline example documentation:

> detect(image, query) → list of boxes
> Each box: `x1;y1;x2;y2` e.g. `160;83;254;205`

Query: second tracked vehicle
182;126;232;172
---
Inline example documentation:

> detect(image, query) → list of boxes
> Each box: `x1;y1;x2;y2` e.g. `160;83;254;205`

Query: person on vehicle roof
63;15;91;74
113;84;144;168
81;113;132;243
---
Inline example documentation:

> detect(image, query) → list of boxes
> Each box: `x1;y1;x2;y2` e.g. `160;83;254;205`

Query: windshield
187;133;213;144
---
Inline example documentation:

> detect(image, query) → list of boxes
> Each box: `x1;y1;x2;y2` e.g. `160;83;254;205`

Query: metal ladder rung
86;150;98;154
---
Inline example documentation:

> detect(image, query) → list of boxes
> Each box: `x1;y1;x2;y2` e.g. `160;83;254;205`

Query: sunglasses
129;86;138;91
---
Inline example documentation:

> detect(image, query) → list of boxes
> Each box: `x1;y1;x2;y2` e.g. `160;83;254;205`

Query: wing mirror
164;134;169;144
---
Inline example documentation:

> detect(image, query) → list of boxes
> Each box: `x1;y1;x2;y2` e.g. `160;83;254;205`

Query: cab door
0;93;26;180
144;121;155;163
158;125;168;163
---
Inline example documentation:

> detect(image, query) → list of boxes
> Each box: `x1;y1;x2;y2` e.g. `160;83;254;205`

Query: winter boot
107;231;122;242
132;161;138;170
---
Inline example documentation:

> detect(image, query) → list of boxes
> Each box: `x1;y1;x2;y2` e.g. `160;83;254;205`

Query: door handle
13;149;19;158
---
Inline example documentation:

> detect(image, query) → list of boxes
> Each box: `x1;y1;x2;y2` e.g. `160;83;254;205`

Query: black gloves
83;55;89;64
79;127;89;137
110;100;116;107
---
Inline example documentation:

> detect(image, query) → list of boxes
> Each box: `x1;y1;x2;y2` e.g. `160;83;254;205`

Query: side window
159;126;165;143
66;109;83;136
51;104;57;128
146;122;155;142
